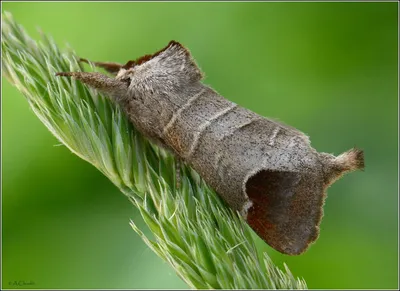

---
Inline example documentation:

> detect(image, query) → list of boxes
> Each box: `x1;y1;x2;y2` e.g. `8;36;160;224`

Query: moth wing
245;169;324;255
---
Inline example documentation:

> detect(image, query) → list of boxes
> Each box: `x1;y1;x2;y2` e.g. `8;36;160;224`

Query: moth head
115;41;203;90
115;68;134;86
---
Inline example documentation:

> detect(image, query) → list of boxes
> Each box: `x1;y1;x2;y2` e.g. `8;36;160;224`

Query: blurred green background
1;2;398;289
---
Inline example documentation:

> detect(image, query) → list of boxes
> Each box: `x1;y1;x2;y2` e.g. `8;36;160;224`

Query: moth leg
56;72;129;98
79;58;123;75
175;158;182;190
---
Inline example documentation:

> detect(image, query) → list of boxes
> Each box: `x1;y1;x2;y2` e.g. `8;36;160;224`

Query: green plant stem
2;12;307;289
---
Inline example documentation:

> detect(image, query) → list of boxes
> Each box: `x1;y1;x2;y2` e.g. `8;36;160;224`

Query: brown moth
57;41;364;255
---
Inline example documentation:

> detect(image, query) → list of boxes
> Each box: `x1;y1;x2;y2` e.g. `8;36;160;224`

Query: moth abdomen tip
322;147;365;186
336;147;365;172
352;147;365;170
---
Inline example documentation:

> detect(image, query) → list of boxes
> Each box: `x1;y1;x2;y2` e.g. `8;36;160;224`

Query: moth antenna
56;72;129;99
79;58;90;64
322;147;365;186
55;72;74;77
56;71;116;88
79;58;123;74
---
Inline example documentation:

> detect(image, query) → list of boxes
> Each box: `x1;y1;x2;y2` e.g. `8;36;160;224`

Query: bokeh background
1;2;398;289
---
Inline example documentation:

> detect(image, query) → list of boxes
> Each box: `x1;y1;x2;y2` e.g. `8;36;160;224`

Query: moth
57;41;364;255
